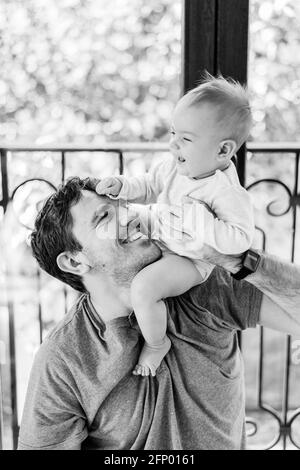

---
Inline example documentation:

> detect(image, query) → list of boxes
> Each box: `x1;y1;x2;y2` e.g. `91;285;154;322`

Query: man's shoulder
186;267;233;305
190;267;233;295
43;294;86;341
36;294;88;363
167;267;232;310
46;294;86;338
171;266;262;331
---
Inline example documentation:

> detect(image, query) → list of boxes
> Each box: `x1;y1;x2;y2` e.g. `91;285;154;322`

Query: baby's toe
133;365;141;375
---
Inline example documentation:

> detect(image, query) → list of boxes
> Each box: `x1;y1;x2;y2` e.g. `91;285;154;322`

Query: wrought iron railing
0;142;299;450
244;143;300;450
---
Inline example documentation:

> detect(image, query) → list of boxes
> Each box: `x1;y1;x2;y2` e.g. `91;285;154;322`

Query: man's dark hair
30;177;99;292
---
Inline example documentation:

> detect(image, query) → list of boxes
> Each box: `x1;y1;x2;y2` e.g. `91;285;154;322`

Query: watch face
243;250;261;272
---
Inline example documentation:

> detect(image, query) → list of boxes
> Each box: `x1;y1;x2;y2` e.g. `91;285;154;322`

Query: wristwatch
232;249;261;280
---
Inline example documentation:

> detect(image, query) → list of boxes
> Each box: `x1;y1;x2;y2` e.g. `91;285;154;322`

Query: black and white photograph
0;0;300;452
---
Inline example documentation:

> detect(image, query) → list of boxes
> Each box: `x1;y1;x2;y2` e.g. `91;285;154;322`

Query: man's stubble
84;239;162;287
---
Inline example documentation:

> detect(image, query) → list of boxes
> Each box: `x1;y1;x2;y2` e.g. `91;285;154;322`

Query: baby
96;75;254;377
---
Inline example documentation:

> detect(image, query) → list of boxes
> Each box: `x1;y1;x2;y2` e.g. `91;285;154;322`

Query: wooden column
182;0;250;185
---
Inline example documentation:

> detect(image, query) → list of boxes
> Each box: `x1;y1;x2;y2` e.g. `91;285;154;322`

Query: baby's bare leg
131;254;204;377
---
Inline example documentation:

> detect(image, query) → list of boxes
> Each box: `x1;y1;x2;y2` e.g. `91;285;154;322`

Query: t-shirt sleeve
18;340;88;450
189;267;262;330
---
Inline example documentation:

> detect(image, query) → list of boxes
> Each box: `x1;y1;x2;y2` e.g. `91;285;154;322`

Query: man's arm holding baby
146;204;300;336
131;191;300;336
202;247;300;337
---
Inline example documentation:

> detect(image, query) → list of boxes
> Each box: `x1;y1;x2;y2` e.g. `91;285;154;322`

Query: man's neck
86;274;133;322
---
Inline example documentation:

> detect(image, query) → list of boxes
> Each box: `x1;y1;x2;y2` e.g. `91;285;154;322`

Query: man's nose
119;206;137;226
116;205;139;240
169;135;180;151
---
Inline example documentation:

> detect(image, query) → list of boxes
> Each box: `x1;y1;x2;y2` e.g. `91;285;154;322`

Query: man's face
169;96;222;178
70;190;161;285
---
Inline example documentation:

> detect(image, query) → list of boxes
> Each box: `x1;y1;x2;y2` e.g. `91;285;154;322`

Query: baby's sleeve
116;158;173;204
203;186;255;254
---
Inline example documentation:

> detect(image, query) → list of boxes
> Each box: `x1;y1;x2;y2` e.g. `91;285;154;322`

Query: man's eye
100;211;108;221
170;130;175;136
96;211;108;225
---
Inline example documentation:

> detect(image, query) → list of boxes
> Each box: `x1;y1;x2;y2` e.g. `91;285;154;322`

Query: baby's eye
169;129;175;136
183;137;192;142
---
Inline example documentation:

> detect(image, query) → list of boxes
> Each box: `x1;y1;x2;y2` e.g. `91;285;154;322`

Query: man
18;177;300;450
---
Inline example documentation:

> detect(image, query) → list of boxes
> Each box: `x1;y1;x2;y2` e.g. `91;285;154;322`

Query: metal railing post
1;149;19;449
0;361;4;450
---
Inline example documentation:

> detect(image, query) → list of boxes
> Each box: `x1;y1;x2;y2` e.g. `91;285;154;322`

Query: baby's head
170;74;252;178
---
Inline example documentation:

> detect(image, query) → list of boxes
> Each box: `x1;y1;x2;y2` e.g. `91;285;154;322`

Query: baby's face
170;97;224;178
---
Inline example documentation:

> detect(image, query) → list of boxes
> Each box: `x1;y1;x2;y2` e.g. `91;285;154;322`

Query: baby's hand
96;177;123;197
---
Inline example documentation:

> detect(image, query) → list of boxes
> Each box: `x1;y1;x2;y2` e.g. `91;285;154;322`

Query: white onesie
114;156;254;277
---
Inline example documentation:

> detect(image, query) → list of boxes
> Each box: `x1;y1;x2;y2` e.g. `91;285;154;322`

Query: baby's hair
185;72;252;149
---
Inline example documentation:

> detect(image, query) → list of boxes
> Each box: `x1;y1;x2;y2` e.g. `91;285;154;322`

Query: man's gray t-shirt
18;268;262;450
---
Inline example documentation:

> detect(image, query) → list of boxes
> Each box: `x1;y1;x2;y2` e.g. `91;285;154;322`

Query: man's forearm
246;251;300;320
201;245;300;334
202;245;300;322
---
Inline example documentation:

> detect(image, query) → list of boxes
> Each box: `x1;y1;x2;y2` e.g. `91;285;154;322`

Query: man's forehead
71;190;114;224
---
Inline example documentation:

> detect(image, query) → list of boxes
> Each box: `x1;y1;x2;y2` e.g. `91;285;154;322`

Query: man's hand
96;177;123;197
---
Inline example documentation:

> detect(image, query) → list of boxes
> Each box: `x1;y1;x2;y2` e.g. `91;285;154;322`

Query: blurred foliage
249;0;300;141
0;0;299;145
0;0;181;144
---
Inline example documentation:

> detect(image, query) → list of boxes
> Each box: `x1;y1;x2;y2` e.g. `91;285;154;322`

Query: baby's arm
203;186;255;254
150;188;254;257
96;158;174;204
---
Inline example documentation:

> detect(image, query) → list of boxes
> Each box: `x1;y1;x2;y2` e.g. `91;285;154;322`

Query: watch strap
232;250;261;280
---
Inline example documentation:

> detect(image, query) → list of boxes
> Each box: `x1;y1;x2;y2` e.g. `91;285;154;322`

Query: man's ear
56;252;91;276
217;140;237;161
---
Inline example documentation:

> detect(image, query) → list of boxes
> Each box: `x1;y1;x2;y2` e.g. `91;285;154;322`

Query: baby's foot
133;336;171;377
